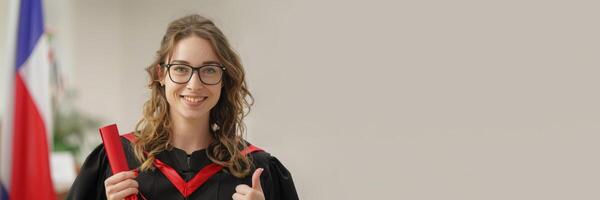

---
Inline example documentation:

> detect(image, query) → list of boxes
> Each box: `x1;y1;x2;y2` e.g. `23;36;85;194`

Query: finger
104;171;137;186
106;179;138;195
104;171;134;186
235;184;253;195
108;187;138;200
232;192;244;200
252;168;264;192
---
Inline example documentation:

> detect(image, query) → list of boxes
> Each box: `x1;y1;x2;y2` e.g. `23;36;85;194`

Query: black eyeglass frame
160;63;227;85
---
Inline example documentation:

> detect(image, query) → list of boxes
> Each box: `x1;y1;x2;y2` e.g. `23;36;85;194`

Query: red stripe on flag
10;74;56;200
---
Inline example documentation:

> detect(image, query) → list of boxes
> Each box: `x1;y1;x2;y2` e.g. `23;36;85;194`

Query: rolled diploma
99;124;137;200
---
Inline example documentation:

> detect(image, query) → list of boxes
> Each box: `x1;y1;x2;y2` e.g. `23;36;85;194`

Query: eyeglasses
161;63;226;85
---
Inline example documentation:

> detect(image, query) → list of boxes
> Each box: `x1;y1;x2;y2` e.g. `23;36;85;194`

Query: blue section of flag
15;0;45;70
0;183;8;200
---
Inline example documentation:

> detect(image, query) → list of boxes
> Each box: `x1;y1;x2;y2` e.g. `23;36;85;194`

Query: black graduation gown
66;137;299;200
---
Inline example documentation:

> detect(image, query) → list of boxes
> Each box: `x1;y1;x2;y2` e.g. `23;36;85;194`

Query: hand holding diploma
99;124;139;200
104;171;139;200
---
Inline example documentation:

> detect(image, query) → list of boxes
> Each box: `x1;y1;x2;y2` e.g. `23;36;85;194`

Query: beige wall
4;0;600;199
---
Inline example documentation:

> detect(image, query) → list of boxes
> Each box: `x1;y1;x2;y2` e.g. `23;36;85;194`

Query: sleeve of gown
66;144;111;200
265;155;300;200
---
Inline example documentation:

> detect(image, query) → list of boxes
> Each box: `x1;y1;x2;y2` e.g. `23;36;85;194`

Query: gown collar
156;147;212;181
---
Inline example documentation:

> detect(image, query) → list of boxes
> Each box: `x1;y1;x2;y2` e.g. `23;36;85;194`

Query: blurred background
1;0;600;199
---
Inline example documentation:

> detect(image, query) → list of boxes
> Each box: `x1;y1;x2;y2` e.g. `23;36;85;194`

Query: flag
0;0;56;199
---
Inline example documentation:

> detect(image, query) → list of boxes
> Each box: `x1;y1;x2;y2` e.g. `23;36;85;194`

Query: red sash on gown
100;124;263;199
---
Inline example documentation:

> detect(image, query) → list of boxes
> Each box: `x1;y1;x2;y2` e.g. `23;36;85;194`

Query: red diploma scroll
99;124;137;200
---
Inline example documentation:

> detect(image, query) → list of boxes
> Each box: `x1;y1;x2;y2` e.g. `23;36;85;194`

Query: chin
182;112;209;120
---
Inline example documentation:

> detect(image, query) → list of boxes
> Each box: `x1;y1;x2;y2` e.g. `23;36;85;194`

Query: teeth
182;96;206;103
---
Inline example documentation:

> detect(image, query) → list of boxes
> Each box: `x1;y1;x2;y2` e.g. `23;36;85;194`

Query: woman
67;15;299;200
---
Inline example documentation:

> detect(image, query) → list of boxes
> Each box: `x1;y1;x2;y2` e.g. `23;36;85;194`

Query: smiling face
159;36;223;122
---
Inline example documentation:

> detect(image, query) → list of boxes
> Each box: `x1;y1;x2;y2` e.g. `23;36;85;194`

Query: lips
180;95;207;106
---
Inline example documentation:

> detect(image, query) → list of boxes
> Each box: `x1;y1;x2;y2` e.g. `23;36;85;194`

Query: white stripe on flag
18;34;53;146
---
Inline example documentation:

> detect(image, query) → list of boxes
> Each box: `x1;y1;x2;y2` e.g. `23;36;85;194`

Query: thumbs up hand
232;168;265;200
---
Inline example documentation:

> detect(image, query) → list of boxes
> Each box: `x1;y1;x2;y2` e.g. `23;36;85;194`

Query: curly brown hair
133;14;254;178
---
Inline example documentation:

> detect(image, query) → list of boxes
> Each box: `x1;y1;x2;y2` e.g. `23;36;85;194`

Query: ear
156;64;166;86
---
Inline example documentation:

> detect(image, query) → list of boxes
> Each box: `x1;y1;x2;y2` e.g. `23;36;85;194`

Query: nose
186;71;205;90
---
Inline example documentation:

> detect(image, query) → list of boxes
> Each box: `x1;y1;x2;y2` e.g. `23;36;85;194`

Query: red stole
122;133;263;198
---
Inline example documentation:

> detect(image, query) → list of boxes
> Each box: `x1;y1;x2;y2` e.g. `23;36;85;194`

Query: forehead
169;36;219;65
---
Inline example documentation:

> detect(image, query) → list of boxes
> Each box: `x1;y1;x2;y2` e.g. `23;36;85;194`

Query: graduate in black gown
67;14;299;200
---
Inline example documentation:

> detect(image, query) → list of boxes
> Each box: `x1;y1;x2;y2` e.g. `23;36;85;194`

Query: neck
170;113;213;155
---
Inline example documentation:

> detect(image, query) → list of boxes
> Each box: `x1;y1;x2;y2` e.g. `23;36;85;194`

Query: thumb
251;168;264;192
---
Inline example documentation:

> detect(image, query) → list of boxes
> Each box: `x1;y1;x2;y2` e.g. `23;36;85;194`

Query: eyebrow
171;60;221;65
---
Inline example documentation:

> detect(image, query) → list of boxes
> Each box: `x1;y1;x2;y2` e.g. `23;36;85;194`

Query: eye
201;66;218;74
171;65;190;73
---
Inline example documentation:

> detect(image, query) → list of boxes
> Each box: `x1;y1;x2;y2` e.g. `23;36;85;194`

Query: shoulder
79;133;138;168
244;143;292;177
66;133;138;199
244;143;274;168
78;133;139;172
243;143;300;200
